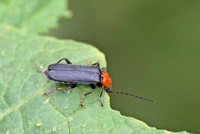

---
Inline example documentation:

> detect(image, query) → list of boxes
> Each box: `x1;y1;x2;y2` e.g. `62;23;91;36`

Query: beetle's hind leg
56;58;72;64
80;84;96;107
43;84;76;96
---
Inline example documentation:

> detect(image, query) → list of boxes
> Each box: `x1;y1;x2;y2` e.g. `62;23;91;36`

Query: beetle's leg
88;59;99;66
88;58;91;65
101;67;107;71
80;84;96;107
99;88;104;107
43;84;76;95
56;58;72;64
92;61;100;67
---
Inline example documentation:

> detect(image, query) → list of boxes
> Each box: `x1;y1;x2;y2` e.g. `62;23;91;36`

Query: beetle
38;58;153;107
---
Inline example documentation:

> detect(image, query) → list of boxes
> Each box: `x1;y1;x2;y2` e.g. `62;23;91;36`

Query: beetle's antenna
109;91;154;103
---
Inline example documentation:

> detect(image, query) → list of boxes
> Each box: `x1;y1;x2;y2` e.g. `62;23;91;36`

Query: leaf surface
0;0;69;33
0;25;189;134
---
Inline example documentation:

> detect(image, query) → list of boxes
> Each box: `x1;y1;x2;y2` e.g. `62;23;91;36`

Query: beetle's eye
105;87;111;92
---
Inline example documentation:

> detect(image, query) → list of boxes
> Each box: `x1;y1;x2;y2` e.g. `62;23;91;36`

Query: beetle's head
104;86;111;92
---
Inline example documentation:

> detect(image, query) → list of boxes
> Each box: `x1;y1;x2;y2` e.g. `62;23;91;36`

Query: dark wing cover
48;64;101;84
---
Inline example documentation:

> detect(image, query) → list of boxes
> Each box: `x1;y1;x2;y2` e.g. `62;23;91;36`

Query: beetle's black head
105;86;111;93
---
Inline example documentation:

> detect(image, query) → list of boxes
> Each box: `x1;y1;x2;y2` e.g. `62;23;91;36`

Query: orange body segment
101;71;112;87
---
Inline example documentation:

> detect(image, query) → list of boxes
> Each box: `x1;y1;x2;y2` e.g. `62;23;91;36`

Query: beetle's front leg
99;88;104;107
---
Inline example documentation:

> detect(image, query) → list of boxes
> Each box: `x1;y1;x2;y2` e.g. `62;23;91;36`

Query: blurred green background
49;0;200;133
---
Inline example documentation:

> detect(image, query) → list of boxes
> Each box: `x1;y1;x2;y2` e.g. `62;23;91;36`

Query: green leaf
0;0;69;33
0;25;189;134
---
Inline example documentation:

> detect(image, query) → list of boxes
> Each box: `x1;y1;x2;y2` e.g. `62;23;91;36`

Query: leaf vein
0;83;49;120
18;110;25;134
48;99;70;134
